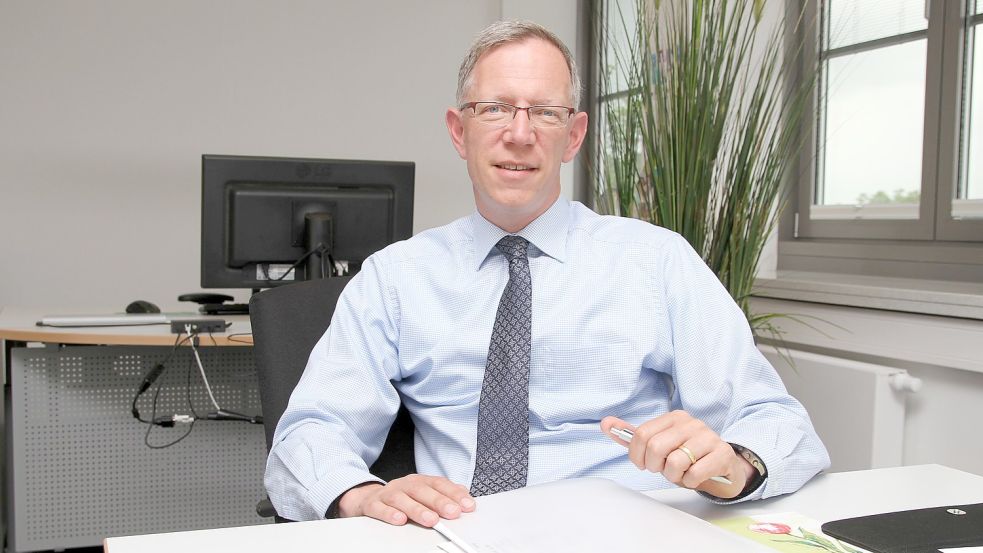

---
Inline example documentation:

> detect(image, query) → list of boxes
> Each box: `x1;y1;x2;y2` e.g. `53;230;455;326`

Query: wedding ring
676;445;698;465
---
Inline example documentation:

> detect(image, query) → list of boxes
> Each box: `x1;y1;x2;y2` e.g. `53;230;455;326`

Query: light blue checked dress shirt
265;198;830;522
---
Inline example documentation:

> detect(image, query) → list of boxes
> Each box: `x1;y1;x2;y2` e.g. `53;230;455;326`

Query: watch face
734;444;767;477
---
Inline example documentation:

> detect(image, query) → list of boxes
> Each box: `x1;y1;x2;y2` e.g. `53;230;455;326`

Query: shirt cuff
717;418;805;500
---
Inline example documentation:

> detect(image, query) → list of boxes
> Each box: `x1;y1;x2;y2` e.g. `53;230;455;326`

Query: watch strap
730;442;767;499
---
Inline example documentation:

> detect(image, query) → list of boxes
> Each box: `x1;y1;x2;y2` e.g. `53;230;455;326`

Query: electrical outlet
169;319;227;334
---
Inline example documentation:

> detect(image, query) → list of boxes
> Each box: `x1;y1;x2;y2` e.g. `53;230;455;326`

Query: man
266;20;829;526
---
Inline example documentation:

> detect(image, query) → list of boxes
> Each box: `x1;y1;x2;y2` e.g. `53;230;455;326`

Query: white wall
0;1;584;311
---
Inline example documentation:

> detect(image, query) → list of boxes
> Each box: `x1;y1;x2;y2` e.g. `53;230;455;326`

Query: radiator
759;345;921;472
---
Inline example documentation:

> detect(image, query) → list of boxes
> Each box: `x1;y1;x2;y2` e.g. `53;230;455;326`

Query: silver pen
610;427;733;485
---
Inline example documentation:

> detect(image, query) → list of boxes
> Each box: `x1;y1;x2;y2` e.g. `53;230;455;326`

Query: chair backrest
249;277;415;482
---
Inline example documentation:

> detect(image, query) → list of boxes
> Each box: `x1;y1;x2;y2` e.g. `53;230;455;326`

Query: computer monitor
200;154;414;289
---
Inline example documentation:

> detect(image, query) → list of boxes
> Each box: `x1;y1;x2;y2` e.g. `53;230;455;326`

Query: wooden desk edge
0;328;253;346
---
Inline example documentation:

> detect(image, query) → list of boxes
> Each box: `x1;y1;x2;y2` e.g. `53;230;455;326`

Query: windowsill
753;270;983;321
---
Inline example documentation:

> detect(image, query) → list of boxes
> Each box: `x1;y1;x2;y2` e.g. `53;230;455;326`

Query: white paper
438;478;772;553
433;544;467;553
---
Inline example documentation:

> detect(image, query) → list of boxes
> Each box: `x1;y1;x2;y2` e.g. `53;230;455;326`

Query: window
787;0;983;277
592;0;640;217
815;1;927;222
960;0;983;215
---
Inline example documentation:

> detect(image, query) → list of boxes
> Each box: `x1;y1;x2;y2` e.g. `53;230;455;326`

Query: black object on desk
178;293;249;315
821;502;983;553
125;299;161;314
178;292;233;305
200;302;249;315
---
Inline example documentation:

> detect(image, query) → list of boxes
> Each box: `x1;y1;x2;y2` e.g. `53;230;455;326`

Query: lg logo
296;164;333;179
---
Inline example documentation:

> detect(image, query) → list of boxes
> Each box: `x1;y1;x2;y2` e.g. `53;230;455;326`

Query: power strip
169;319;228;335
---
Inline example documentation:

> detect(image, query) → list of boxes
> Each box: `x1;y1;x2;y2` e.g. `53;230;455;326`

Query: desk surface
103;464;983;553
652;463;983;524
0;307;253;346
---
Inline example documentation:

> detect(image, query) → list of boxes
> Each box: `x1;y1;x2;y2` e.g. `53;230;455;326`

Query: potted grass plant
593;0;814;334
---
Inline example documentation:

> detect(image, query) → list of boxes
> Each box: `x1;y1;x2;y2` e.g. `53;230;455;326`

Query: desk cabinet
6;343;269;552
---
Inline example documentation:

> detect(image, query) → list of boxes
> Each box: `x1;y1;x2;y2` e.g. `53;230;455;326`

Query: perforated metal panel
9;345;270;552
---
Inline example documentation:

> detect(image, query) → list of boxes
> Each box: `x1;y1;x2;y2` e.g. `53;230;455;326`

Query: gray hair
456;20;582;110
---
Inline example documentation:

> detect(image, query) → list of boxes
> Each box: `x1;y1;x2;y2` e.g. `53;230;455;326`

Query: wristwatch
731;443;767;498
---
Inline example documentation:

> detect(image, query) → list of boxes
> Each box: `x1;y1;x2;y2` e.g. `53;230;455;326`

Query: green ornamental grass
594;0;815;333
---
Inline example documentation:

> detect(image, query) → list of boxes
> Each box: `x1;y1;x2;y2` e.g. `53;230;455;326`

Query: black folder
821;503;983;553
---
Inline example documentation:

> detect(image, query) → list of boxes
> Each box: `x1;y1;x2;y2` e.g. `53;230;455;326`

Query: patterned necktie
470;235;532;496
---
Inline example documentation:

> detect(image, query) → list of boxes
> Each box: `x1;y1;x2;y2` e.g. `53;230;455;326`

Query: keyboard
200;303;250;315
37;313;169;327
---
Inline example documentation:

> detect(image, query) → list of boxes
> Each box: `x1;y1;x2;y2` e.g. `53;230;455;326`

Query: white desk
103;464;983;553
0;307;264;553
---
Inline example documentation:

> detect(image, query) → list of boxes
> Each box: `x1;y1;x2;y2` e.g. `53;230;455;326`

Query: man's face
446;38;588;232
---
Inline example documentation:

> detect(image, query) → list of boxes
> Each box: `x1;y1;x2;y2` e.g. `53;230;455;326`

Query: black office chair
249;276;416;521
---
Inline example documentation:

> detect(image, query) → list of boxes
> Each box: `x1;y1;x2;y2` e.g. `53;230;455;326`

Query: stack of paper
434;478;773;552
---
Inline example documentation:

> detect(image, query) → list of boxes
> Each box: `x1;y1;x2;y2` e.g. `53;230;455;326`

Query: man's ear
446;107;468;159
562;111;589;163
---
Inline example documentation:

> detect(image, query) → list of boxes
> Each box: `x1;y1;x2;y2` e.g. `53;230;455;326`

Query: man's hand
337;474;476;527
601;411;757;499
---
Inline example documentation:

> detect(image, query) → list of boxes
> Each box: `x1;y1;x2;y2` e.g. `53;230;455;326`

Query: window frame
782;0;983;281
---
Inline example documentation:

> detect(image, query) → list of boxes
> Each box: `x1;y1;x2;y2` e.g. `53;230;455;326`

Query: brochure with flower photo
712;512;871;553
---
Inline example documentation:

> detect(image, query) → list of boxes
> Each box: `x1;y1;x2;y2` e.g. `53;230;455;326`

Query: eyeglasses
460;101;576;129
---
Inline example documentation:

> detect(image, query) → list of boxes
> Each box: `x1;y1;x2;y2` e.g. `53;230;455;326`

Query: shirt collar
469;197;570;271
